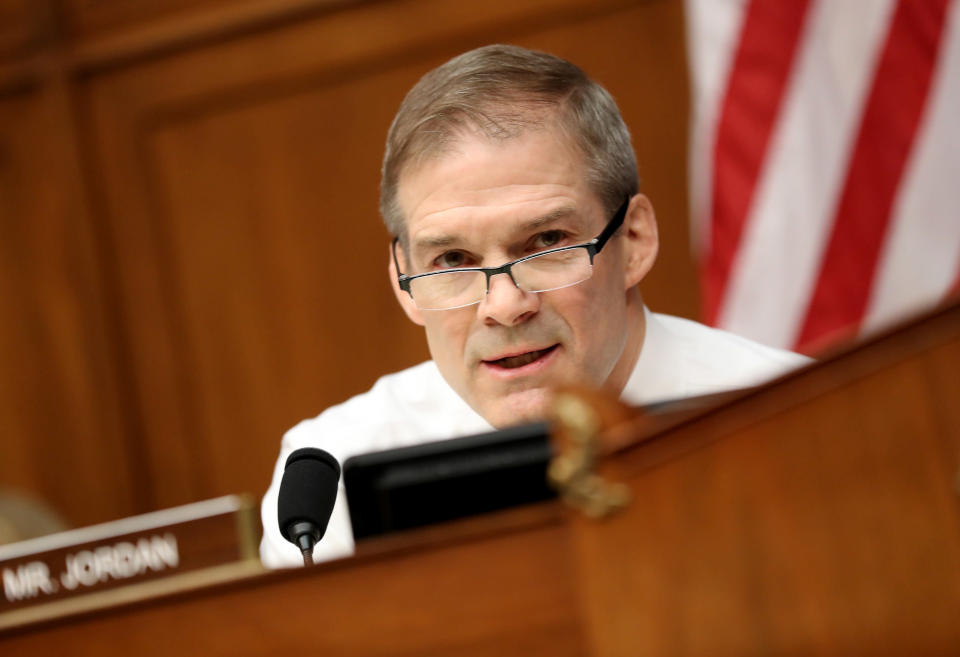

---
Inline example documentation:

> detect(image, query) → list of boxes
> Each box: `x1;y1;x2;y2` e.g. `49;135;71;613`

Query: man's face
393;128;650;427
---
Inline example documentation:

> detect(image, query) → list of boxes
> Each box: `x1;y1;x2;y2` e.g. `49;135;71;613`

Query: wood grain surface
2;302;956;656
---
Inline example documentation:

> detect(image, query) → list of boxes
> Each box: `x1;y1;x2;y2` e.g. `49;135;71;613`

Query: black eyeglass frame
392;196;631;303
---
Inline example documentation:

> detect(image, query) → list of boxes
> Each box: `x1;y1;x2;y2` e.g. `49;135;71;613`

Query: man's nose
479;271;539;326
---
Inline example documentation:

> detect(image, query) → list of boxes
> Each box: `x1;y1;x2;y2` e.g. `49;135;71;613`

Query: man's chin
476;388;555;429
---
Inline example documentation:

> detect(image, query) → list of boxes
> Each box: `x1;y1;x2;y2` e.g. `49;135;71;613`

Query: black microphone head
277;447;341;544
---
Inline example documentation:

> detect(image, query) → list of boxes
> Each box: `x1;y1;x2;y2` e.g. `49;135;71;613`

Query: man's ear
621;193;659;289
388;242;425;326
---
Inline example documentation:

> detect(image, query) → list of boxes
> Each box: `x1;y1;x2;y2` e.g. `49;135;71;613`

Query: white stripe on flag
717;0;897;349
863;0;960;334
685;0;749;254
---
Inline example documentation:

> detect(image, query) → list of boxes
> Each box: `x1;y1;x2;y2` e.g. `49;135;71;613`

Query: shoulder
281;360;488;462
624;310;812;404
654;312;809;367
259;360;489;568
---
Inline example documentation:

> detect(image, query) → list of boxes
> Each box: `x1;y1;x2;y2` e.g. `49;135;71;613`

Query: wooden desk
2;302;958;656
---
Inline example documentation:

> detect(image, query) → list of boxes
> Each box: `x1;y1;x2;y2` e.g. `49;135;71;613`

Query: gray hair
380;44;639;242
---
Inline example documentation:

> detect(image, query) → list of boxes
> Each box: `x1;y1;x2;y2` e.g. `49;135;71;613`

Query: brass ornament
548;392;630;518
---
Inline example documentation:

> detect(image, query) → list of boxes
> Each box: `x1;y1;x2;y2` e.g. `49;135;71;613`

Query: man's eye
533;230;566;249
434;251;468;269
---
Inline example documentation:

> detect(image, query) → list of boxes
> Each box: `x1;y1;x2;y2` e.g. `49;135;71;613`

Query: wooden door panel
0;87;133;527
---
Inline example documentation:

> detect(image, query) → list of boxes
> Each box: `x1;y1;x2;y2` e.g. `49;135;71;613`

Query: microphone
277;447;341;566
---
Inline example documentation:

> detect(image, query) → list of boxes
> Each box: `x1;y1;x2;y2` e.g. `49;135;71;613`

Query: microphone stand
288;520;319;567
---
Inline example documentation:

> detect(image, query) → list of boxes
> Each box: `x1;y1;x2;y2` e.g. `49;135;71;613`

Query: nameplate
0;495;260;630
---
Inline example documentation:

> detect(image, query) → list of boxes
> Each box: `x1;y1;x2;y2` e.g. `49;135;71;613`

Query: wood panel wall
0;0;693;531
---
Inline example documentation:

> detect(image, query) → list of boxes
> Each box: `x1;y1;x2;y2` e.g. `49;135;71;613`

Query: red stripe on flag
703;0;812;325
795;0;951;352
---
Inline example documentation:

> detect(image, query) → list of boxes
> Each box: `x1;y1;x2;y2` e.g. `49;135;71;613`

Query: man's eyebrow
412;234;458;251
518;205;579;231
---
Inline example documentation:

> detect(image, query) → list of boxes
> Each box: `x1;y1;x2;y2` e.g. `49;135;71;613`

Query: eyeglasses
393;197;629;311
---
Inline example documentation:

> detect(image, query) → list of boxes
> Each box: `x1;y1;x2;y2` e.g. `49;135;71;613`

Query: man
260;44;807;567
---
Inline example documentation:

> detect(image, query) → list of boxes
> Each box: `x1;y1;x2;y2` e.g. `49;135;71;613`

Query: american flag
686;0;960;354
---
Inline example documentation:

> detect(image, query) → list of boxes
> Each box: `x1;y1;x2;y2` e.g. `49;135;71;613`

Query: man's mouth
485;345;558;369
